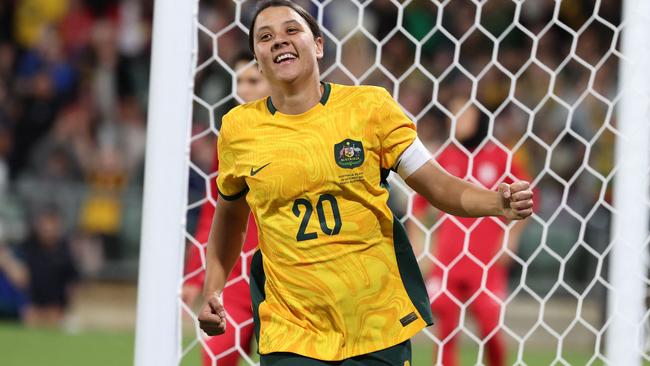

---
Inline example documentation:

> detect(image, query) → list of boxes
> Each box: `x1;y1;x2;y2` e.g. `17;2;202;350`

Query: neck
270;73;322;115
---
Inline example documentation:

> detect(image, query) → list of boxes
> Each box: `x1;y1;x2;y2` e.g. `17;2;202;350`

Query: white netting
180;0;650;365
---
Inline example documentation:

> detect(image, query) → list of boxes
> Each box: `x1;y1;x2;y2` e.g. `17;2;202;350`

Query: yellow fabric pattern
217;83;426;360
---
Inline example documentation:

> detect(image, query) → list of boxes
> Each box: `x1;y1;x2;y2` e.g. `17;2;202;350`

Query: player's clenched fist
498;181;534;220
198;292;227;336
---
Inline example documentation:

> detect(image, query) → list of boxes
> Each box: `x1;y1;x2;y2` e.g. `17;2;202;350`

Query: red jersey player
413;99;533;366
183;52;270;366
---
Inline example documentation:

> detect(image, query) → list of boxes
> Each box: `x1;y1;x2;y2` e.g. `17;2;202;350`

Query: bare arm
404;159;533;220
198;196;250;335
203;197;250;296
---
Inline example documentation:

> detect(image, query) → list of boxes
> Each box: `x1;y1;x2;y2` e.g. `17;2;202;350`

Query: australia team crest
334;139;364;169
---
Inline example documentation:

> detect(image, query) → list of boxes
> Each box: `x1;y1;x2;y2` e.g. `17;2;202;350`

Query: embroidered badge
334;139;364;169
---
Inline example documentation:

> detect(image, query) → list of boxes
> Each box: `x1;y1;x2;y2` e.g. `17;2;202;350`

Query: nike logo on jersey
250;163;271;176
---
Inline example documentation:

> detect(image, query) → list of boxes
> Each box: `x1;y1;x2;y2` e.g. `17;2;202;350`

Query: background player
198;1;533;364
183;51;270;366
412;98;532;366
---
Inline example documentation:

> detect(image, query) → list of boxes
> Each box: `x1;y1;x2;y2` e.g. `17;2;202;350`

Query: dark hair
248;0;322;55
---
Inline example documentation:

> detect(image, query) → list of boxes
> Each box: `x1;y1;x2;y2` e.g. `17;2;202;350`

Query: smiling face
252;6;323;85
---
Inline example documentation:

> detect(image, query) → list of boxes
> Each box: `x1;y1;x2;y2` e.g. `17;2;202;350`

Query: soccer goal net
135;0;650;365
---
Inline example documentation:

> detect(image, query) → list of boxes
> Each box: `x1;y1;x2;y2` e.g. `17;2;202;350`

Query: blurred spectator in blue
0;228;29;321
22;204;78;327
16;27;78;98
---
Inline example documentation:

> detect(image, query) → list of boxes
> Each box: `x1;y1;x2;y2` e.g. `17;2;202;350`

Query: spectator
22;205;78;328
79;144;127;260
9;66;61;179
14;0;69;49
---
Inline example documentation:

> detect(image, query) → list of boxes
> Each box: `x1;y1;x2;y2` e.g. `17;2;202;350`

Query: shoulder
221;98;268;132
223;98;267;121
331;83;390;97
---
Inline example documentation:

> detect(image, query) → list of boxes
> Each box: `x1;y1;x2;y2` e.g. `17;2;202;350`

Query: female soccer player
198;1;534;365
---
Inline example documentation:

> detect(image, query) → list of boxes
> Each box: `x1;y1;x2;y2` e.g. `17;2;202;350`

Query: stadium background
0;0;628;365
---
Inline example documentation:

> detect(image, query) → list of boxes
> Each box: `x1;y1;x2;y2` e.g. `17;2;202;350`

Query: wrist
202;286;223;298
496;191;508;217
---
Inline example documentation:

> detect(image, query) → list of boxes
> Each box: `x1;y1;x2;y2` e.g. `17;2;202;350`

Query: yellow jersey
217;83;433;360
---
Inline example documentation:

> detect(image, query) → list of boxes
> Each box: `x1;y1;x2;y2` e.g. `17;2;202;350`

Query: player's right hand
198;292;227;336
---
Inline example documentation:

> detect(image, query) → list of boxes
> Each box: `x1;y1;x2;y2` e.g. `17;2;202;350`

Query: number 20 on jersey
292;194;342;241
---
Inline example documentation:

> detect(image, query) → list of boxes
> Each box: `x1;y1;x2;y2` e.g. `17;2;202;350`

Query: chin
273;72;300;84
271;63;304;82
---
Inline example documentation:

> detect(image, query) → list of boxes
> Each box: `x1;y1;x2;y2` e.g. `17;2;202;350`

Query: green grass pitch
0;322;624;365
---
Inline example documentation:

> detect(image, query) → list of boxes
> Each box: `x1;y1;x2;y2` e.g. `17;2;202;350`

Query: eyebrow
255;20;302;35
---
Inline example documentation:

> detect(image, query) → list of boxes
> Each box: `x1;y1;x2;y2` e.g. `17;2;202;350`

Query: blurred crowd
0;0;152;323
0;0;620;326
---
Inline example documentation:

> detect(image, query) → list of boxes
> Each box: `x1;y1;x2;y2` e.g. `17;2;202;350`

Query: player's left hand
498;181;533;220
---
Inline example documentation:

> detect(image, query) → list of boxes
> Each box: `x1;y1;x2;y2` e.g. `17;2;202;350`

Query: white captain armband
395;137;432;179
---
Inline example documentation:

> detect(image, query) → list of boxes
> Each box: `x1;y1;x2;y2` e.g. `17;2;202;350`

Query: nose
271;37;289;52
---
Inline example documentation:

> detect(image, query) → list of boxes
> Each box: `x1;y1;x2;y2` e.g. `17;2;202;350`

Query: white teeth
274;53;296;63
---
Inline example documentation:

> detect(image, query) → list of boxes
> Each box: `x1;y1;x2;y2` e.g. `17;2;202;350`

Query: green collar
266;82;331;115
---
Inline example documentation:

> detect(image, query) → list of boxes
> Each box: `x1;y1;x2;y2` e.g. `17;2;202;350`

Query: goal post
606;0;650;364
134;0;650;365
134;0;198;365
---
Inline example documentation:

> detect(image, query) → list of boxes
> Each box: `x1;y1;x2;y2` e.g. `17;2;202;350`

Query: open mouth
273;52;298;64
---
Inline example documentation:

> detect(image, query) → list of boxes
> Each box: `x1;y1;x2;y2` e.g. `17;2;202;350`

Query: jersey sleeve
376;88;418;170
216;114;248;200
